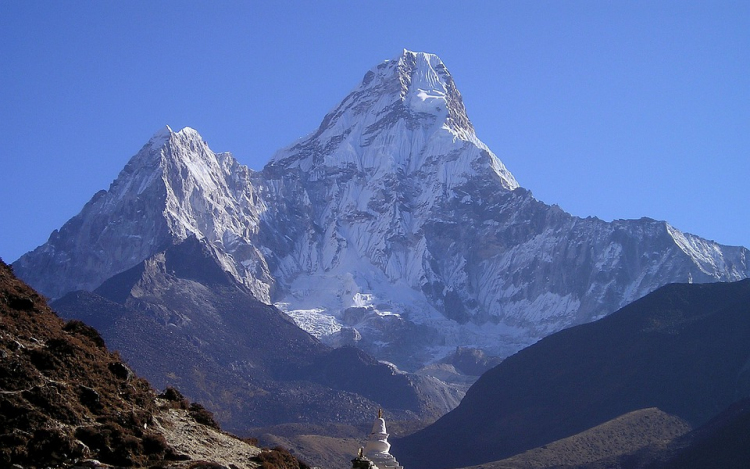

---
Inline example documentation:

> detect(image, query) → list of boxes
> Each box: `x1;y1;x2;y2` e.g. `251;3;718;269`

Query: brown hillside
0;259;304;468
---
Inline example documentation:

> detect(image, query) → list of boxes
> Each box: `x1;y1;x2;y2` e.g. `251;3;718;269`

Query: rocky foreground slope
0;259;306;469
13;50;749;370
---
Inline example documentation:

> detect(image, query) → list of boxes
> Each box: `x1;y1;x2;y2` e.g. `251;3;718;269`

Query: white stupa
363;409;403;469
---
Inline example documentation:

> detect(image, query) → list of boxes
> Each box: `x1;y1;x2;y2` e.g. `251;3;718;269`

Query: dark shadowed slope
51;236;461;433
395;279;750;469
653;397;750;469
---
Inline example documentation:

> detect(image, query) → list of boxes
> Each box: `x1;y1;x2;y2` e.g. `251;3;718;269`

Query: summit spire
267;50;516;192
394;50;473;136
321;50;474;140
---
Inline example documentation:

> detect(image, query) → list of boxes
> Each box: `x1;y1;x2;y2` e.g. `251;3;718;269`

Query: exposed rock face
12;50;750;370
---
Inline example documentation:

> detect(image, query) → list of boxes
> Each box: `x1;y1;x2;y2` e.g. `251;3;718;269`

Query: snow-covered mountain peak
147;125;204;146
155;126;205;151
125;125;213;192
11;124;273;301
666;223;748;279
141;126;209;166
396;50;474;137
267;50;516;192
137;126;274;302
172;126;202;140
15;52;748;373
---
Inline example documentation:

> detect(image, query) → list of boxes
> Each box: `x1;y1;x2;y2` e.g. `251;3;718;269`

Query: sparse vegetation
253;446;311;469
189;402;221;429
63;319;106;348
187;462;230;469
160;385;191;409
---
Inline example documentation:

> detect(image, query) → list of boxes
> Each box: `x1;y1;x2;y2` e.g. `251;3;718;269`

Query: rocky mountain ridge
13;50;750;369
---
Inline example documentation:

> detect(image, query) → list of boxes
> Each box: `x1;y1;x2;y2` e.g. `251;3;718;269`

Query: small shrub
189;402;220;429
78;384;102;412
75;425;106;448
159;386;184;401
165;446;191;461
159;387;189;409
21;384;80;424
27;428;82;465
7;294;34;311
28;348;58;371
108;361;133;381
46;337;77;355
127;409;153;432
253;446;310;469
187;462;227;469
64;319;106;348
121;433;142;451
142;433;169;455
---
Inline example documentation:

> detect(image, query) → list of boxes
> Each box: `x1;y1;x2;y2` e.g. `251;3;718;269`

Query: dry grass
459;408;691;469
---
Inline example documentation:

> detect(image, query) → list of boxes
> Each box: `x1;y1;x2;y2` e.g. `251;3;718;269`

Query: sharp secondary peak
149;125;173;143
175;126;199;136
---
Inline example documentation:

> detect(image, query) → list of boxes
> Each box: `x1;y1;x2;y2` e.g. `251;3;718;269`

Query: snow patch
149;125;173;148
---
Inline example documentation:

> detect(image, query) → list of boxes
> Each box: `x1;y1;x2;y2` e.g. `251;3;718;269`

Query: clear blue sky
1;1;748;263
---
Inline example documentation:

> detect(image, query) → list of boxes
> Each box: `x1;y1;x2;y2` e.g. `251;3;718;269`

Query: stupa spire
363;410;403;469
